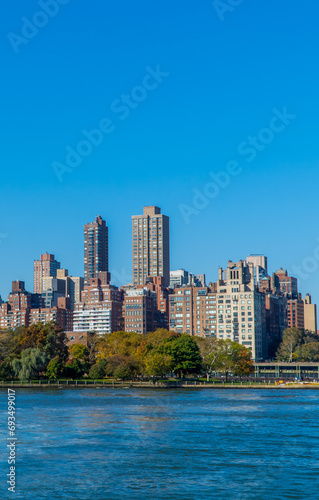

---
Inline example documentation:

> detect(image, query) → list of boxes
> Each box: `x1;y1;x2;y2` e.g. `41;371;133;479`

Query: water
1;388;319;500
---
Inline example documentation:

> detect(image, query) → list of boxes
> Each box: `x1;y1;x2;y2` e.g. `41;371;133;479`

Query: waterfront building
215;260;267;361
73;273;124;334
132;206;170;287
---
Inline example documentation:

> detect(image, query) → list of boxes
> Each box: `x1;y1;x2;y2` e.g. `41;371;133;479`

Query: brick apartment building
73;272;124;334
132;206;170;287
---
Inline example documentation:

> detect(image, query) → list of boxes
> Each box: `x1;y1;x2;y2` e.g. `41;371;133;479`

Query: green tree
108;356;141;380
144;352;173;379
89;359;108;379
159;334;202;377
213;340;236;381
295;342;319;362
63;358;86;379
0;361;12;379
0;330;16;363
276;328;303;362
196;337;221;375
46;356;64;380
12;348;49;380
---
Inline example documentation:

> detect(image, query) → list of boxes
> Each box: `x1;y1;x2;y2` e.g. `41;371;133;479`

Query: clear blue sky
1;0;319;304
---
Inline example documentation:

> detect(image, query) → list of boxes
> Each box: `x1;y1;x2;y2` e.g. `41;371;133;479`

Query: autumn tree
144;352;173;379
13;322;68;361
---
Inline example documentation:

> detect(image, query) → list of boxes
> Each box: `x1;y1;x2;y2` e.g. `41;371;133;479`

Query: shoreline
1;382;319;390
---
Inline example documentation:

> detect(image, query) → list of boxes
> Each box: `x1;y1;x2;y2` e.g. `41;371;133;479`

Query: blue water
1;388;319;500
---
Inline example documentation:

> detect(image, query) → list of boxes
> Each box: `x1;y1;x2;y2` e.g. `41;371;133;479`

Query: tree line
0;322;255;380
276;328;319;362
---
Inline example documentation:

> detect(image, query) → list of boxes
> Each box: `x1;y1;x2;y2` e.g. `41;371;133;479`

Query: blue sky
1;0;319;304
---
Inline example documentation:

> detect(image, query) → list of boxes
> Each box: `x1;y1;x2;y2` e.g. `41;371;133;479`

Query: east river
1;388;319;499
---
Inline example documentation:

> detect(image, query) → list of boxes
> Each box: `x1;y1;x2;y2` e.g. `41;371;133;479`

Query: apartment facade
124;287;157;334
169;286;218;337
303;293;317;333
42;269;84;310
73;307;112;335
287;299;304;330
84;215;109;286
215;261;267;361
33;253;61;294
73;274;124;334
29;297;73;331
132;206;170;287
275;268;298;297
0;282;72;331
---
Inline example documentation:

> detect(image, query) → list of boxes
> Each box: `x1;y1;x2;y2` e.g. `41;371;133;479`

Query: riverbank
2;380;319;389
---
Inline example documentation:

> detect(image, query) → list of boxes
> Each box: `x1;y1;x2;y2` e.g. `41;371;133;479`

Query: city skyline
3;1;319;310
1;205;318;306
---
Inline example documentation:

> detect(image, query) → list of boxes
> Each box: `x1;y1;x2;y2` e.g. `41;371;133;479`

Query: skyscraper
132;206;170;287
84;215;109;285
33;252;61;294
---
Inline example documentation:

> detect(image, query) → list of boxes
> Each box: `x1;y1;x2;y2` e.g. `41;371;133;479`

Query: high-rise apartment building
132;206;170;287
216;260;267;361
84;215;109;286
33;253;61;294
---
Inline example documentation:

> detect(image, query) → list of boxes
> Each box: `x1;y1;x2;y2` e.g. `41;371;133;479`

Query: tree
63;358;86;379
0;330;16;363
69;344;89;362
295;342;319;362
89;359;108;379
213;340;236;381
0;361;12;379
14;322;68;362
232;346;254;378
196;337;221;374
276;328;303;362
159;334;202;377
12;348;49;380
105;355;141;380
46;356;64;380
144;352;173;379
96;331;143;359
104;355;129;376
